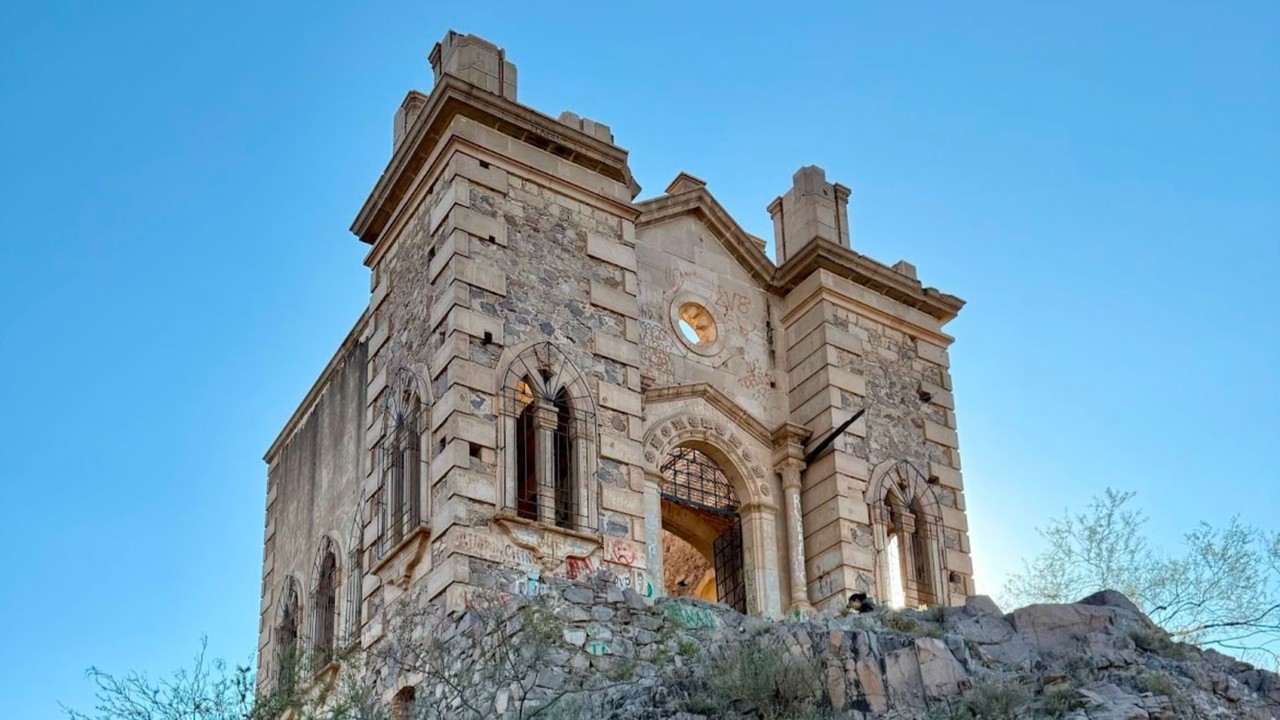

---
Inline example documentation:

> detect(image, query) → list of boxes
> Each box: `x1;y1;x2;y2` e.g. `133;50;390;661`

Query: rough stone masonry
376;569;1280;719
256;29;978;701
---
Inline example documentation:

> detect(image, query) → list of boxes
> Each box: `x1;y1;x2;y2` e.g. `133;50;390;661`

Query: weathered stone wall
259;30;980;687
349;99;654;640
633;215;784;425
782;269;973;611
258;336;367;666
376;570;1280;719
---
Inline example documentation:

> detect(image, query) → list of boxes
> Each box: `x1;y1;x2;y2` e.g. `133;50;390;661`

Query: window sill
493;510;602;545
311;658;340;685
371;525;431;589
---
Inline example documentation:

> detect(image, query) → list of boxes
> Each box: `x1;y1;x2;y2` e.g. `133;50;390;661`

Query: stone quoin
256;30;975;691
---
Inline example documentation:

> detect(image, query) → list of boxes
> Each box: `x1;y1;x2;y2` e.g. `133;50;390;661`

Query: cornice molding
775;239;965;322
642;382;773;447
637;191;963;324
352;75;635;246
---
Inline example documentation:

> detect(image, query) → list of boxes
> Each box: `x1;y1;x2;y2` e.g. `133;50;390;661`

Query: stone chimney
767;166;851;265
428;31;517;101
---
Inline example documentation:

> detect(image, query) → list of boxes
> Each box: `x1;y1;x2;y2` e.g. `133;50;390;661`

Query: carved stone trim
643;383;771;447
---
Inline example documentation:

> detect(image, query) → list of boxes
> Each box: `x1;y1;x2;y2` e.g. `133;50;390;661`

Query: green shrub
1129;627;1197;661
882;610;919;634
959;680;1030;720
677;638;699;658
1134;671;1179;698
681;635;831;720
881;610;943;638
1042;683;1085;718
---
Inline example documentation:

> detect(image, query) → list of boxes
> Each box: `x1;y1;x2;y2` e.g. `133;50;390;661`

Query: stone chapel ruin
257;30;975;688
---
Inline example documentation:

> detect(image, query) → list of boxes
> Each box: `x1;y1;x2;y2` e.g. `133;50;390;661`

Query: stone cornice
264;310;369;462
774;239;965;322
770;423;812;466
351;75;635;246
635;188;776;289
642;382;772;448
637;191;963;324
361;134;641;272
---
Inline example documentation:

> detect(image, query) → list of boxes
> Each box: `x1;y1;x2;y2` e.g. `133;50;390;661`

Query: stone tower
257;30;974;690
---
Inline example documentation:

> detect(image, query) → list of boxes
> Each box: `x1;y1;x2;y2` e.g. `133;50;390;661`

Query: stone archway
659;446;745;611
640;412;782;617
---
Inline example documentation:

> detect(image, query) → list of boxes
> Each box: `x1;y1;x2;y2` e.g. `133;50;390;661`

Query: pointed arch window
872;460;945;609
375;368;428;560
500;343;597;531
343;514;364;646
310;539;340;669
274;579;301;692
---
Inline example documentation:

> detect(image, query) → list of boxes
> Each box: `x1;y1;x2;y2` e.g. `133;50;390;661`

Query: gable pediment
635;183;776;290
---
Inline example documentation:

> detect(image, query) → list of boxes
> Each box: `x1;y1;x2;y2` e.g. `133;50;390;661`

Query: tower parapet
428;31;517;101
768;165;851;265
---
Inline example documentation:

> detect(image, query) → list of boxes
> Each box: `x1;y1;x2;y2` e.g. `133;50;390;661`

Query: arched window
500;343;597;531
885;531;906;608
274;579;301;692
343;513;363;646
375;368;427;559
871;460;944;609
515;377;538;520
310;539;340;668
392;686;416;720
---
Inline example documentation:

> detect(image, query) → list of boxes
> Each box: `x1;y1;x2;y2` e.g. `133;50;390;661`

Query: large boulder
1010;603;1131;661
914;637;967;698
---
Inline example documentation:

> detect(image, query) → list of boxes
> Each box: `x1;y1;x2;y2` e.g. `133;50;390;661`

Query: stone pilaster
778;458;812;613
643;471;665;597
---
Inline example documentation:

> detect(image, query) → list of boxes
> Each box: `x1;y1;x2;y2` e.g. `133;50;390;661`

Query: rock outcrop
401;570;1280;719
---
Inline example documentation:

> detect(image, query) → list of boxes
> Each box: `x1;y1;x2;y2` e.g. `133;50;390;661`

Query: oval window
677;303;718;346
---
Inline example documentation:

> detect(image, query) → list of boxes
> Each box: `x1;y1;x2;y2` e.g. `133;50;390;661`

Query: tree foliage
1004;488;1280;668
62;586;643;720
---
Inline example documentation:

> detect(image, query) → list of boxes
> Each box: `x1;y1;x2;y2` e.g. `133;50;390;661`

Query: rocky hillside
399;570;1280;719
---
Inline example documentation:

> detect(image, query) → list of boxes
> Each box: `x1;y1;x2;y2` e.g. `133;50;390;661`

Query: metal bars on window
308;539;339;670
273;579;301;693
713;517;748;613
342;513;363;647
660;447;740;515
497;342;599;532
373;368;428;561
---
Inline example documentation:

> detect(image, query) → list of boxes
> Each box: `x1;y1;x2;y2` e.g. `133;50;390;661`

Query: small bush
882;610;919;634
1042;684;1085;718
1062;653;1097;682
677;638;699;658
1129;627;1197;661
960;680;1031;720
881;610;943;638
681;635;830;720
1134;671;1179;698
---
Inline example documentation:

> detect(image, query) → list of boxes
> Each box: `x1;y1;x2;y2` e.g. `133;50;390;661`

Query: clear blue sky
1;2;1276;717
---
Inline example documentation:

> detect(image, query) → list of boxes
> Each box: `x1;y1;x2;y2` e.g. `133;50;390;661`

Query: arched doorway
659;446;747;613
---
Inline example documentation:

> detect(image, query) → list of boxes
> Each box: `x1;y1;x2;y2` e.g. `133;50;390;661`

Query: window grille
342;513;363;646
661;447;739;515
273;579;301;694
662;446;746;612
498;342;598;532
873;459;944;608
309;538;339;669
373;368;428;560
